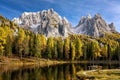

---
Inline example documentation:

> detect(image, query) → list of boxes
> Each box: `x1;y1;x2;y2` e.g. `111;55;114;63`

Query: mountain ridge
12;9;117;37
13;9;72;37
74;13;116;37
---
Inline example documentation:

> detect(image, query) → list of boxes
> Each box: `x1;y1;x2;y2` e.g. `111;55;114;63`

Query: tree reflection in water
0;63;119;80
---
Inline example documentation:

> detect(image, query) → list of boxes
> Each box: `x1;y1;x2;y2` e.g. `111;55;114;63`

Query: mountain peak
48;8;54;12
87;14;92;19
63;17;69;24
75;14;117;37
109;22;116;32
22;12;31;16
12;9;72;37
12;9;117;37
94;13;102;19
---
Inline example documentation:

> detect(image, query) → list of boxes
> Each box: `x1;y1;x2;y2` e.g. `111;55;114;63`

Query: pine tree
40;35;46;57
29;33;35;56
91;40;101;60
4;35;12;56
23;35;30;57
0;27;7;56
86;42;93;60
70;42;75;61
74;38;83;60
53;40;58;59
101;44;108;60
83;45;87;60
57;37;64;59
46;37;54;59
16;28;25;58
34;34;41;58
64;37;70;60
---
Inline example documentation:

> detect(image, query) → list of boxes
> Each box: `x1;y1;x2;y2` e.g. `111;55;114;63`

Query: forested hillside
0;15;120;61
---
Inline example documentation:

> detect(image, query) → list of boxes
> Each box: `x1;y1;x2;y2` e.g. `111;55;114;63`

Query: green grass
77;69;120;80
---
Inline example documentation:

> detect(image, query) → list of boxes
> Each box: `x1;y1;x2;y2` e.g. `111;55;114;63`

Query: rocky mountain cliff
74;14;116;37
12;9;72;37
13;9;117;37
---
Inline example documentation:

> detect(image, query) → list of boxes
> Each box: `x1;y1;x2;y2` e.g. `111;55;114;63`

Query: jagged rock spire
75;13;116;37
12;9;117;37
12;9;72;37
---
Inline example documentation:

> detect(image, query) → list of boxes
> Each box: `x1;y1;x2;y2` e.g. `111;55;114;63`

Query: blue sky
0;0;120;32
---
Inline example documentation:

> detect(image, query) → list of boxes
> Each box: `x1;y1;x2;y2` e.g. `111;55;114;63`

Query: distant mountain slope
74;14;116;37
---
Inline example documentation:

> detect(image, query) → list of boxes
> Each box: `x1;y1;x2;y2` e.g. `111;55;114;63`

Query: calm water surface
0;63;120;80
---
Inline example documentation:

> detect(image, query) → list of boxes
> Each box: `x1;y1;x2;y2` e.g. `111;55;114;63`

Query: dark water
0;63;120;80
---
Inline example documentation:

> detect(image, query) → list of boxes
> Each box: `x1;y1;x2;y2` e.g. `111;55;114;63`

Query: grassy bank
0;57;120;67
0;57;66;74
0;56;66;67
77;69;120;80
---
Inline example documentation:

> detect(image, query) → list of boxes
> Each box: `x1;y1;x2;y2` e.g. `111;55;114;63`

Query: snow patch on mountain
74;13;116;37
12;9;117;37
12;9;72;37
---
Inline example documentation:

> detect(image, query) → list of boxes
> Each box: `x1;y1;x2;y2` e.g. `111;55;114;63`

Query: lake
0;62;120;80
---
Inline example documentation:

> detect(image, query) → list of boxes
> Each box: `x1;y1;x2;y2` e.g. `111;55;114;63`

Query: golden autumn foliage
0;15;120;61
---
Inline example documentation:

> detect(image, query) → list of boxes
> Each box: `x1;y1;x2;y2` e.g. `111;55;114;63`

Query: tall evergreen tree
57;37;64;59
40;35;46;57
74;38;83;60
23;35;30;57
70;42;75;61
91;40;101;60
29;33;35;56
101;44;108;60
34;34;41;58
63;38;70;60
53;40;58;59
46;37;54;59
16;28;25;58
0;27;9;56
4;35;13;56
